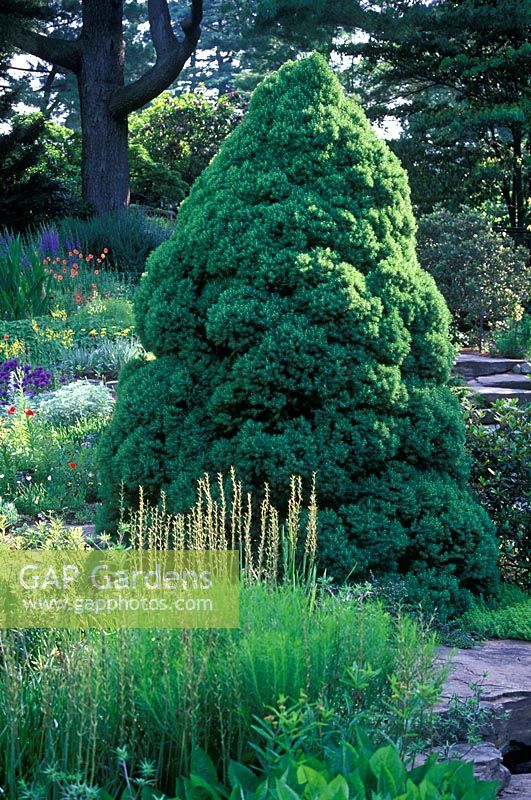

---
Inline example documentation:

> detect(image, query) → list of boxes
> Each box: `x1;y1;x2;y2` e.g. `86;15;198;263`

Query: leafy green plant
173;700;497;800
35;380;115;425
72;295;136;331
99;55;498;618
461;584;531;641
0;235;53;320
0;497;19;529
490;313;531;359
129;90;245;208
0;586;442;797
465;399;531;586
56;338;143;378
431;683;504;757
417;207;530;349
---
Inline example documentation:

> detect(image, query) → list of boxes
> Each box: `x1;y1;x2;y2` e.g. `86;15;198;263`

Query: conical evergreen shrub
98;54;498;615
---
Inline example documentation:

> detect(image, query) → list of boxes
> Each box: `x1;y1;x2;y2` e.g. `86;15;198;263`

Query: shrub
466;399;531;587
57;209;174;275
490;312;531;359
98;55;498;617
35;379;114;425
129;89;245;208
417;207;530;349
0;112;82;231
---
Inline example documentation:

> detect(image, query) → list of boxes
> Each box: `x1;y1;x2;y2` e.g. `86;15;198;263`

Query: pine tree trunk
78;0;129;213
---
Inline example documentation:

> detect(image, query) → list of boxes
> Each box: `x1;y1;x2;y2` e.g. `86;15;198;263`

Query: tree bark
78;0;129;212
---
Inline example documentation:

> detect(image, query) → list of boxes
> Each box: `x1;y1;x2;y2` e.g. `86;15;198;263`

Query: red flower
3;334;9;340
24;409;35;417
7;406;16;414
68;462;77;469
75;295;82;303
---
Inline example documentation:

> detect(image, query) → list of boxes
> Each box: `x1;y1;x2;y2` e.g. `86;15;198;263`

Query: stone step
477;374;531;390
455;354;523;379
467;381;531;405
500;774;531;799
436;640;531;751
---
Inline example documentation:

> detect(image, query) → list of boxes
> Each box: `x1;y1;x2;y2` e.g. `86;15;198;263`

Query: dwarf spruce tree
98;54;498;615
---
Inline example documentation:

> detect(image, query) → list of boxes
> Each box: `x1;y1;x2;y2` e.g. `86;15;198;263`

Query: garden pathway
454;354;531;405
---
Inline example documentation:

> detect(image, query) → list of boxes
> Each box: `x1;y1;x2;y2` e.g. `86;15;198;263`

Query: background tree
129;88;245;207
7;0;203;213
343;0;531;234
417;208;530;349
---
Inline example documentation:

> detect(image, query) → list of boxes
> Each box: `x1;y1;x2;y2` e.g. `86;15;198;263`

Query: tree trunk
13;0;203;215
78;0;129;213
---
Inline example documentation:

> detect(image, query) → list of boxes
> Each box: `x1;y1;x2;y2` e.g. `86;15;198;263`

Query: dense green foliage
57;210;174;274
0;587;439;796
466;400;531;587
99;55;498;616
417;208;530;348
490;313;531;359
0;113;81;231
345;0;531;232
461;584;531;641
129;91;245;208
173;711;497;800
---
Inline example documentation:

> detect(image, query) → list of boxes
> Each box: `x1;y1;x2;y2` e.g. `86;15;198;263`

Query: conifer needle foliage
98;55;498;616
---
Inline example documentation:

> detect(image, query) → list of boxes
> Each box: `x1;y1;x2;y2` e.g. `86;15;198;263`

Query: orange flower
68;461;76;469
75;295;82;303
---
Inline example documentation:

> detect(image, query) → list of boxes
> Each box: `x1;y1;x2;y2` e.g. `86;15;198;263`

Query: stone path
437;640;531;797
454;354;531;406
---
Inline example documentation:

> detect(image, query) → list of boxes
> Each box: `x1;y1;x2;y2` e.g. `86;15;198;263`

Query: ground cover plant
99;54;499;619
460;584;531;641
